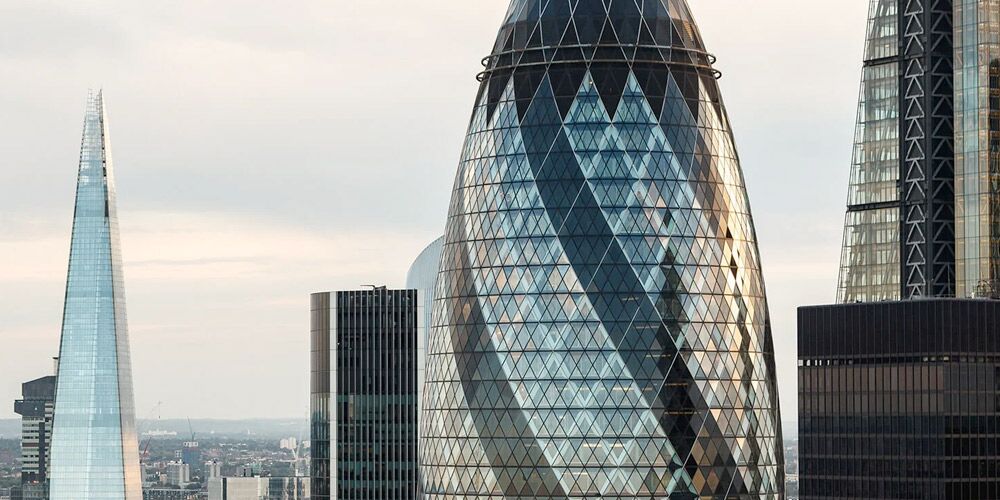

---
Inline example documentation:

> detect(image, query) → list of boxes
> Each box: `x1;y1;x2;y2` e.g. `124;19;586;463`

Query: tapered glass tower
420;1;784;498
49;91;142;500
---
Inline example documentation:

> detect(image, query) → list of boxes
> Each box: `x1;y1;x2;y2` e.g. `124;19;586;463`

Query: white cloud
0;0;870;420
0;209;436;418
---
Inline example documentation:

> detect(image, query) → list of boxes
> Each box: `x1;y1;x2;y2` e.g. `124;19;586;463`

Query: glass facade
310;290;420;500
405;235;444;491
420;1;784;497
799;300;1000;499
406;238;445;408
49;91;142;500
955;0;1000;297
803;2;1000;496
837;0;902;303
406;237;444;338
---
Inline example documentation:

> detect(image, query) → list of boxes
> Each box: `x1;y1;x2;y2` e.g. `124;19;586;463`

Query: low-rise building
205;460;222;480
166;462;190;487
142;489;201;500
206;477;308;500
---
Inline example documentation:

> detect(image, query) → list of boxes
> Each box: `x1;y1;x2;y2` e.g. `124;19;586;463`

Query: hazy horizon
1;1;868;421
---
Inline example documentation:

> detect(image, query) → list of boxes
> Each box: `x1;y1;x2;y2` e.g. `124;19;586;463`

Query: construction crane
139;401;163;464
141;436;153;463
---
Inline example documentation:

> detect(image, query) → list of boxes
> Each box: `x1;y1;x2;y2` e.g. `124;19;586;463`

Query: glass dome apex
491;0;709;60
478;0;722;127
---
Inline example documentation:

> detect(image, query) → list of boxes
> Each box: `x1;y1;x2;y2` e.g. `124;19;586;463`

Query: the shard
49;91;142;500
420;1;785;498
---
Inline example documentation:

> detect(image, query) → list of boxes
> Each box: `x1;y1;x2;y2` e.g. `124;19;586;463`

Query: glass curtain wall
49;92;142;500
837;0;902;303
955;0;1000;297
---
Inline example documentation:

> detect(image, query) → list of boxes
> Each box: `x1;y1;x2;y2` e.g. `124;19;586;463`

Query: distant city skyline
0;1;869;421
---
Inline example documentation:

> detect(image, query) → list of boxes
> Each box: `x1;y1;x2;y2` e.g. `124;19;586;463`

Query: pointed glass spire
49;91;142;500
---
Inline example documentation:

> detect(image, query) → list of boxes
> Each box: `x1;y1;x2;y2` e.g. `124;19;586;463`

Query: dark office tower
49;91;143;500
310;289;419;500
419;1;785;498
14;373;56;500
800;300;1000;498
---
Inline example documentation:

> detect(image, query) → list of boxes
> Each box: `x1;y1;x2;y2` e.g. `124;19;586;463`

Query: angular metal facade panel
838;0;904;303
420;1;784;497
49;92;142;499
898;0;956;299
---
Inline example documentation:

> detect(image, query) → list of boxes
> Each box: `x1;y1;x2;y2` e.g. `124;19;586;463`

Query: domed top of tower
488;0;709;68
477;0;722;127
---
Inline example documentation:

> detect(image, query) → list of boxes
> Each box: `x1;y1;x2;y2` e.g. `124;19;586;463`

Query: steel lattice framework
898;0;956;298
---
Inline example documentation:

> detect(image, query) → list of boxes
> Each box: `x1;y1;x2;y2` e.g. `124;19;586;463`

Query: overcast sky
0;1;868;423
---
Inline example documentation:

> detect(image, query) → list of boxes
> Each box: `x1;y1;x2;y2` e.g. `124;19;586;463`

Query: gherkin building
420;1;785;498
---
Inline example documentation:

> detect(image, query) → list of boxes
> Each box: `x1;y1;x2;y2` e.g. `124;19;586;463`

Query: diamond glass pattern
49;92;142;500
420;1;784;498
